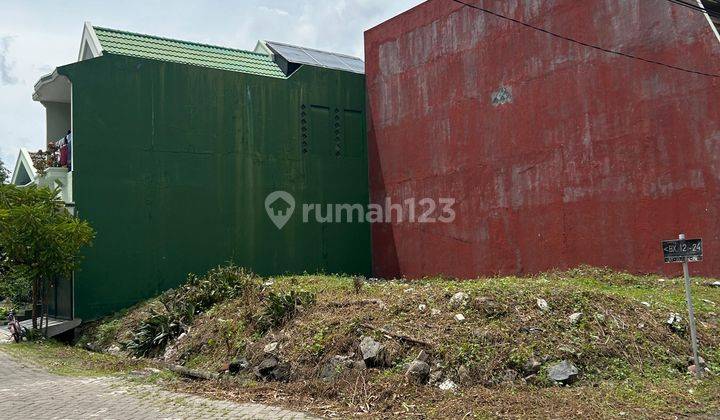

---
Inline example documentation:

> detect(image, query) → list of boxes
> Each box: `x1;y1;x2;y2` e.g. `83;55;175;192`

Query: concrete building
365;0;720;278
12;23;370;321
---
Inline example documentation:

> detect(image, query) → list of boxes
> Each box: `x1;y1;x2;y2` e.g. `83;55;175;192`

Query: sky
0;0;423;178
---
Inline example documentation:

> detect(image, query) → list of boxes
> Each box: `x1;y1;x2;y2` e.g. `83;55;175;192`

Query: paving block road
0;350;316;419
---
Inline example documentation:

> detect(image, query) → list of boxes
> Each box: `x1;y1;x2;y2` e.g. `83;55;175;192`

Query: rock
107;345;122;356
406;360;431;384
254;356;290;382
418;304;427;312
473;297;507;318
256;356;279;376
569;312;583;324
272;362;291;382
228;358;249;375
264;342;278;354
547;360;579;384
667;313;685;333
428;368;444;385
352;360;367;370
320;355;353;380
454;313;466;322
688;364;710;375
537;298;549;311
523;358;542;375
449;292;470;309
438;378;457;391
705;281;720;288
359;336;385;366
687;356;707;367
641;302;651;308
431;308;442;316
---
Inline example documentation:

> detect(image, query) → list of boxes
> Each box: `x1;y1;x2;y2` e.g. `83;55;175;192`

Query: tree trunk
31;277;38;330
38;279;43;332
43;278;50;337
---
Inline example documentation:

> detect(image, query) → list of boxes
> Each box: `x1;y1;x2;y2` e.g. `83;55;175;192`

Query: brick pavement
0;350;316;419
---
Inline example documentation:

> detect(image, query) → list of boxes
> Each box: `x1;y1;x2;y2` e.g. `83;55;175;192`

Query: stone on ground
406;360;431;384
547;360;579;384
449;292;469;309
359;336;385;366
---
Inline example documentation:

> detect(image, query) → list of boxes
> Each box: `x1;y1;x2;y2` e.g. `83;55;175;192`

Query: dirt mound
78;266;720;418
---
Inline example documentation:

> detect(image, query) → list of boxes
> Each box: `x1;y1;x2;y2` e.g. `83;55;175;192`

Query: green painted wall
59;54;370;320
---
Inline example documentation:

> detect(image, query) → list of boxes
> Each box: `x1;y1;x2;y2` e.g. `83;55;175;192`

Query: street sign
662;234;703;379
662;238;702;263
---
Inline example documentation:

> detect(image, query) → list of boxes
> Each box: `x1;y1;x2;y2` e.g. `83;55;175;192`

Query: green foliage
172;265;258;314
125;302;194;357
257;289;316;331
307;325;329;357
126;265;259;357
0;265;31;305
0;183;94;307
0;160;7;184
24;328;45;342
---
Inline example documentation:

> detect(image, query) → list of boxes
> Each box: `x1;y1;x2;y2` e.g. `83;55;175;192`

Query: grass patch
1;340;148;377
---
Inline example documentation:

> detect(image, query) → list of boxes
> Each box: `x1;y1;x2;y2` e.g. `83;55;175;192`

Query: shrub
125;303;193;357
174;265;259;313
125;265;259;357
257;290;316;332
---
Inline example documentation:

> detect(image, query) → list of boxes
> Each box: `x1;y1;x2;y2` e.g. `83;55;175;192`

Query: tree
0;159;8;184
0;183;94;331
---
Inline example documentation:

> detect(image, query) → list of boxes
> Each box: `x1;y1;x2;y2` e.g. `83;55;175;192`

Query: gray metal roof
260;40;364;74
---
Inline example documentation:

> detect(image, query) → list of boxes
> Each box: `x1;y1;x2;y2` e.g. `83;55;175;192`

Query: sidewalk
0;349;316;419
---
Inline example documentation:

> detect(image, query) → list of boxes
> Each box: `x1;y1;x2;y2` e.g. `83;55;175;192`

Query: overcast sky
0;0;423;177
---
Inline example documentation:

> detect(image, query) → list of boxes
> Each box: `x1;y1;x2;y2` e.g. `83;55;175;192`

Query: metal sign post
662;233;703;379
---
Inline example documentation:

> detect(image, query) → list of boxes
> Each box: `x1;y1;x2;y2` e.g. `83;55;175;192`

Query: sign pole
679;233;702;379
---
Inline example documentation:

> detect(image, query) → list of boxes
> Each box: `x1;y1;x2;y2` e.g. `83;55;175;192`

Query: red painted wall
365;0;720;278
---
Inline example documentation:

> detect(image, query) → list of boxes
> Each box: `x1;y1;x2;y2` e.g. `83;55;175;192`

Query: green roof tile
93;26;286;78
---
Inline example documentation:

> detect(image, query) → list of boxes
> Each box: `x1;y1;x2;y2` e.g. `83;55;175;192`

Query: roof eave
10;148;38;186
32;69;59;102
78;21;103;61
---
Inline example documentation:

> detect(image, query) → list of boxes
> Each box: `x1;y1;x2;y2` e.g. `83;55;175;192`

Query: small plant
124;265;260;358
353;276;364;294
24;328;44;342
308;326;329;357
125;299;194;357
176;265;259;313
257;290;316;331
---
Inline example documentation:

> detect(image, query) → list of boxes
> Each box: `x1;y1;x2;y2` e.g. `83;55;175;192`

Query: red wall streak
365;0;720;278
